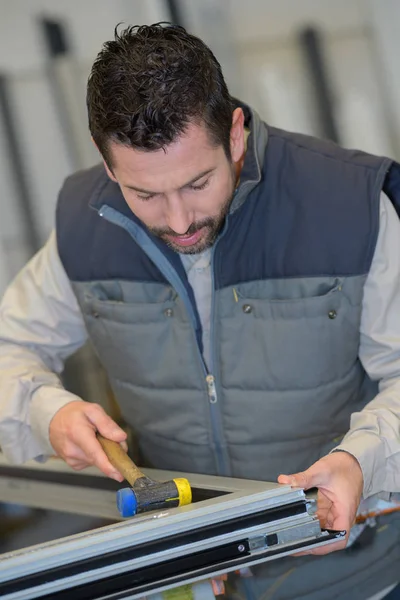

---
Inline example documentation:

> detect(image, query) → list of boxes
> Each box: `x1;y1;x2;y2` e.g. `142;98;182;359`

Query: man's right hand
49;400;127;481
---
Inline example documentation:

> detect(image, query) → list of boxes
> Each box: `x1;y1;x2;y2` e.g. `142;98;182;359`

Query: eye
190;179;210;192
137;193;156;201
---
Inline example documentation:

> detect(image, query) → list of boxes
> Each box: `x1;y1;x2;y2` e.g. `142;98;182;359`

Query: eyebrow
125;168;215;195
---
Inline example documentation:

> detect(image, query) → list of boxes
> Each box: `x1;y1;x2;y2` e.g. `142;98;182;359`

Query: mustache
151;217;215;238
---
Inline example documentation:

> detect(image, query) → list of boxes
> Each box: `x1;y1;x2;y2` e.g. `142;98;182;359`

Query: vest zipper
208;236;231;476
205;372;229;474
206;375;217;403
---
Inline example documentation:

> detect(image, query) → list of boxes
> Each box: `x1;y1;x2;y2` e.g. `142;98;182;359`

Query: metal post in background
0;74;41;257
40;17;96;171
165;0;186;26
299;26;341;144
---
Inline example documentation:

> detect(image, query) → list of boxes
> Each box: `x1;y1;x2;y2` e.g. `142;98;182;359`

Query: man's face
104;109;245;254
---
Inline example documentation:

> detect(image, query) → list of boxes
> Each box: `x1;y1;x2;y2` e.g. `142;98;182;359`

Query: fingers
278;458;331;491
64;441;125;481
49;401;127;481
59;435;120;480
278;469;314;490
278;471;307;488
82;405;128;479
279;454;362;557
85;403;127;443
67;458;90;471
76;430;125;481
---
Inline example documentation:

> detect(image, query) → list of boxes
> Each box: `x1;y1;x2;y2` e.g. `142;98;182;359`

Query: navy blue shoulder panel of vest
57;164;170;285
56;129;400;291
216;126;397;288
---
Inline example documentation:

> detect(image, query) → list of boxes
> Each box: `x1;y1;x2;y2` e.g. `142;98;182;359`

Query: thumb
278;462;328;490
84;404;127;443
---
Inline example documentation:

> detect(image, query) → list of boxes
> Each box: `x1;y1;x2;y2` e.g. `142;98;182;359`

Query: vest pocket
223;277;362;390
84;295;175;324
82;281;176;325
76;281;196;389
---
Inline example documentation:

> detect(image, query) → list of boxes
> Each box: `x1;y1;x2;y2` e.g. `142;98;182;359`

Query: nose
165;194;193;235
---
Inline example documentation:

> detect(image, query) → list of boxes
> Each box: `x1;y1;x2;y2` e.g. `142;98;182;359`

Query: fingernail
111;472;122;481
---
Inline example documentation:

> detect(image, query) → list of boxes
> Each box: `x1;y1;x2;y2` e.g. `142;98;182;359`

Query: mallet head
117;477;192;517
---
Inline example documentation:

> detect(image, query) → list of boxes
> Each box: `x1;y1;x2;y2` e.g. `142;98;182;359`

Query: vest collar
230;100;267;214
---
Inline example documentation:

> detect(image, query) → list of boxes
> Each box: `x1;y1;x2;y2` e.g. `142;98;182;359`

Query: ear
91;136;117;183
230;107;245;163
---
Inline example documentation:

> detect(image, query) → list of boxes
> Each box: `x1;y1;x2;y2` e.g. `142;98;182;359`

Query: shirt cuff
30;386;82;458
331;430;386;498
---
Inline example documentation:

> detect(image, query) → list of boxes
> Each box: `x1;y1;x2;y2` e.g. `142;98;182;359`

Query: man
0;23;400;600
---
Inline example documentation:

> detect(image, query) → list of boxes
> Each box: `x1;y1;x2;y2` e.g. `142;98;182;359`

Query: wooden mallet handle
97;434;145;487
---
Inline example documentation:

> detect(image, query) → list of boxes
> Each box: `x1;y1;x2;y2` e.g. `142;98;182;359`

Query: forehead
109;123;225;190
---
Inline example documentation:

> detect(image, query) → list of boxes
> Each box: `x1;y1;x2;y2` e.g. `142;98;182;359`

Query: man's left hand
278;451;363;555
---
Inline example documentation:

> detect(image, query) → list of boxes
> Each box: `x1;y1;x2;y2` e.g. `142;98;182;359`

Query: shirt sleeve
334;192;400;498
0;230;87;463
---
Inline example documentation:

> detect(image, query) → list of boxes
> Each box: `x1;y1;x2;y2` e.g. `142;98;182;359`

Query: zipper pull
206;374;218;404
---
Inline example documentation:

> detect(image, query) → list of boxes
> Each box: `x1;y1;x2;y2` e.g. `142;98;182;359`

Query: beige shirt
0;193;400;501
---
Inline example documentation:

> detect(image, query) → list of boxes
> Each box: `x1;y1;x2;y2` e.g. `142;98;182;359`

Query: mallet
97;434;192;518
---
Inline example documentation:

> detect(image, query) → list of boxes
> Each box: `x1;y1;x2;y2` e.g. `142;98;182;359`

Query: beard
148;183;235;255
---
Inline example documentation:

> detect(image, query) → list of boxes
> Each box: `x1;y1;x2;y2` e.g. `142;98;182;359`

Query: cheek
190;174;232;215
201;178;233;213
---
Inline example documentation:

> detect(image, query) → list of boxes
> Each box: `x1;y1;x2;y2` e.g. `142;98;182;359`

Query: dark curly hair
87;23;234;166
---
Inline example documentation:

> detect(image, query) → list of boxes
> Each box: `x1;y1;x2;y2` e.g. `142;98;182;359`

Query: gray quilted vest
57;104;400;600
